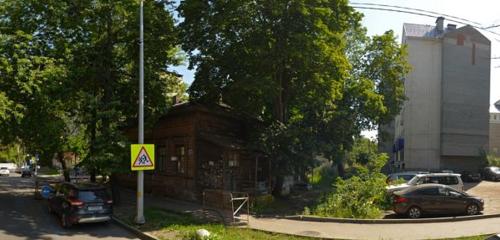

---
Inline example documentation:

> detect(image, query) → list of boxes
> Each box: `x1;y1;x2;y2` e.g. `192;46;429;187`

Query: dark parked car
48;182;113;228
392;184;483;218
21;168;32;178
460;171;481;182
482;167;500;181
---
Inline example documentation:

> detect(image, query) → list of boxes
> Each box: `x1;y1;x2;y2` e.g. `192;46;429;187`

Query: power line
350;2;482;26
350;5;500;38
485;24;500;29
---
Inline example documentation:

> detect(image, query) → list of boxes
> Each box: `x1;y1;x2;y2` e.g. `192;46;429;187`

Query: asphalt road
0;173;138;240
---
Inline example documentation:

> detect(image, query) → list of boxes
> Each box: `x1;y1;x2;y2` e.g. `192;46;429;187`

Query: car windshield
78;189;109;202
400;175;416;181
0;167;7;170
407;176;421;185
491;167;500;173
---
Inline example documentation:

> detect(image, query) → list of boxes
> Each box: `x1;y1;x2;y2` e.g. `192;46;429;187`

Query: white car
386;171;429;184
0;167;10;176
387;173;464;194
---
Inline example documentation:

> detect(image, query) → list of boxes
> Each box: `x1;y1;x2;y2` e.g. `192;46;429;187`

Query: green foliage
0;1;184;176
179;0;410;178
312;174;388;219
344;138;388;177
0;143;26;165
121;208;311;240
479;149;500;167
311;138;390;219
307;161;336;187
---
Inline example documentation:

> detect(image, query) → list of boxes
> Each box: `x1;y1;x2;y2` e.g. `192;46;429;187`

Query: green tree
179;1;409;187
179;0;355;184
0;0;183;180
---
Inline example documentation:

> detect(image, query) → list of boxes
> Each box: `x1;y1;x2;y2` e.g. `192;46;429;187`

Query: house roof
403;23;443;39
403;23;490;44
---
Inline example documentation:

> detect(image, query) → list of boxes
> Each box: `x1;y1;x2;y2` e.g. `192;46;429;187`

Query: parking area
465;180;500;215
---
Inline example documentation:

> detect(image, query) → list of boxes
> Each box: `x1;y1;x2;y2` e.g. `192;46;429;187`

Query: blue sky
169;0;500;113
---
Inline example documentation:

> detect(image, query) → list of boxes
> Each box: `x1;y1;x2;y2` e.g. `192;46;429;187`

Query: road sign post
136;0;145;225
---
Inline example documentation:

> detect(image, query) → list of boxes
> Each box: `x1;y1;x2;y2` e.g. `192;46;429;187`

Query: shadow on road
0;175;136;240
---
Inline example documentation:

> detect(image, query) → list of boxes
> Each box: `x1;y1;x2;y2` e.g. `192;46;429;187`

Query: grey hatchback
392;184;483;218
48;182;113;227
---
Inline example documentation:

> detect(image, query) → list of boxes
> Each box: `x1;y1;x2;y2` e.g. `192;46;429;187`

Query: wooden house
119;102;271;204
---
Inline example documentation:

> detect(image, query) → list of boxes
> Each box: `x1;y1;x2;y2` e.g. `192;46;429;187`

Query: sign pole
136;0;145;224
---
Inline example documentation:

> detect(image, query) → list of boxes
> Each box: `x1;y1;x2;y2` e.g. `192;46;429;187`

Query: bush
312;173;389;219
310;137;390;219
251;194;275;214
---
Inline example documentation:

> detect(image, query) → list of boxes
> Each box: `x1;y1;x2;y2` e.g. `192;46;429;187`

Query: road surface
0;173;138;240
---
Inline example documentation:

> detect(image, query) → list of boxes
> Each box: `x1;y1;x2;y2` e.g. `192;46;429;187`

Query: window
174;144;186;174
157;145;167;173
438;187;448;196
227;151;240;167
414;187;438;196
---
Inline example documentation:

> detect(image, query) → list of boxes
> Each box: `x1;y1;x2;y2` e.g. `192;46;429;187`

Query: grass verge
118;207;313;240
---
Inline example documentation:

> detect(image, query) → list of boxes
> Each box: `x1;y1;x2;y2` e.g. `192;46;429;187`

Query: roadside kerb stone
282;213;500;224
112;216;159;240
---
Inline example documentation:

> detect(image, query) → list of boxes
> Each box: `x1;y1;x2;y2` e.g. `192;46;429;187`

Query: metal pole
135;0;145;224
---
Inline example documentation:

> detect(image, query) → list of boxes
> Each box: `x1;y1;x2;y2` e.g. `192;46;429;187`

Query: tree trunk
58;152;70;182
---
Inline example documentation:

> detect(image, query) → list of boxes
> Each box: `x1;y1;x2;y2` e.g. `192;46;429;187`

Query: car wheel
466;204;479;215
60;213;72;228
407;206;422;219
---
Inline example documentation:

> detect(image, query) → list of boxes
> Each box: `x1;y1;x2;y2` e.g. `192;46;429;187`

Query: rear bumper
77;215;111;223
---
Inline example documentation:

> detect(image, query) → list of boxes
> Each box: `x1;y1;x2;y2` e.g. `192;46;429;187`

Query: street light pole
135;0;145;224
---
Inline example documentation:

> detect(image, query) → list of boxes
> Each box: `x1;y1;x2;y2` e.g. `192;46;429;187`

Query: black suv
48;182;113;228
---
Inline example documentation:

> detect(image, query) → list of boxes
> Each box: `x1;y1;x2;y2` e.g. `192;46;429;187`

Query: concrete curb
280;213;500;224
111;216;159;240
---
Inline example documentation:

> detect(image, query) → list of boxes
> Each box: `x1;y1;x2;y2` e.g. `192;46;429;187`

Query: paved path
466;181;500;215
121;186;500;240
0;174;138;240
248;215;500;240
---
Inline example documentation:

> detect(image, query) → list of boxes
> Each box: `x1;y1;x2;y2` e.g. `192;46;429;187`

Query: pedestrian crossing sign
131;144;155;171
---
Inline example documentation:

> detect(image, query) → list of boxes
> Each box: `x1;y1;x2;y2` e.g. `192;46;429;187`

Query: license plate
88;206;102;211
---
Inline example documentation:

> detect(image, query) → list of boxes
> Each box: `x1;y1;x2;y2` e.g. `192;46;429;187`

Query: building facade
491;112;500;157
388;17;490;172
119;102;271;204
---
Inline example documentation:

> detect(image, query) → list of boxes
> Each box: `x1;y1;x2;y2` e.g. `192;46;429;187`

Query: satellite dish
496;99;500;111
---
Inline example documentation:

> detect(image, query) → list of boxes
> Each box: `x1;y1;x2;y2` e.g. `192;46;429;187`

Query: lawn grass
124;207;313;240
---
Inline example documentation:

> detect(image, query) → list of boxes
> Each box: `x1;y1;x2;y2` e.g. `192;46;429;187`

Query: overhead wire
350;2;482;26
350;3;500;38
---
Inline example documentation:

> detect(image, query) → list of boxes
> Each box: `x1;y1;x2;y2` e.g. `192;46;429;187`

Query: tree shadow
0;176;137;240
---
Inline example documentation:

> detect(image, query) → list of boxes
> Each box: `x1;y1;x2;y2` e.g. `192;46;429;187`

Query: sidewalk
115;188;500;240
114;187;230;224
248;215;500;240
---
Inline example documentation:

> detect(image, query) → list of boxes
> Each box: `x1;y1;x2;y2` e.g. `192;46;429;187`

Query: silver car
387;173;464;194
0;167;10;176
